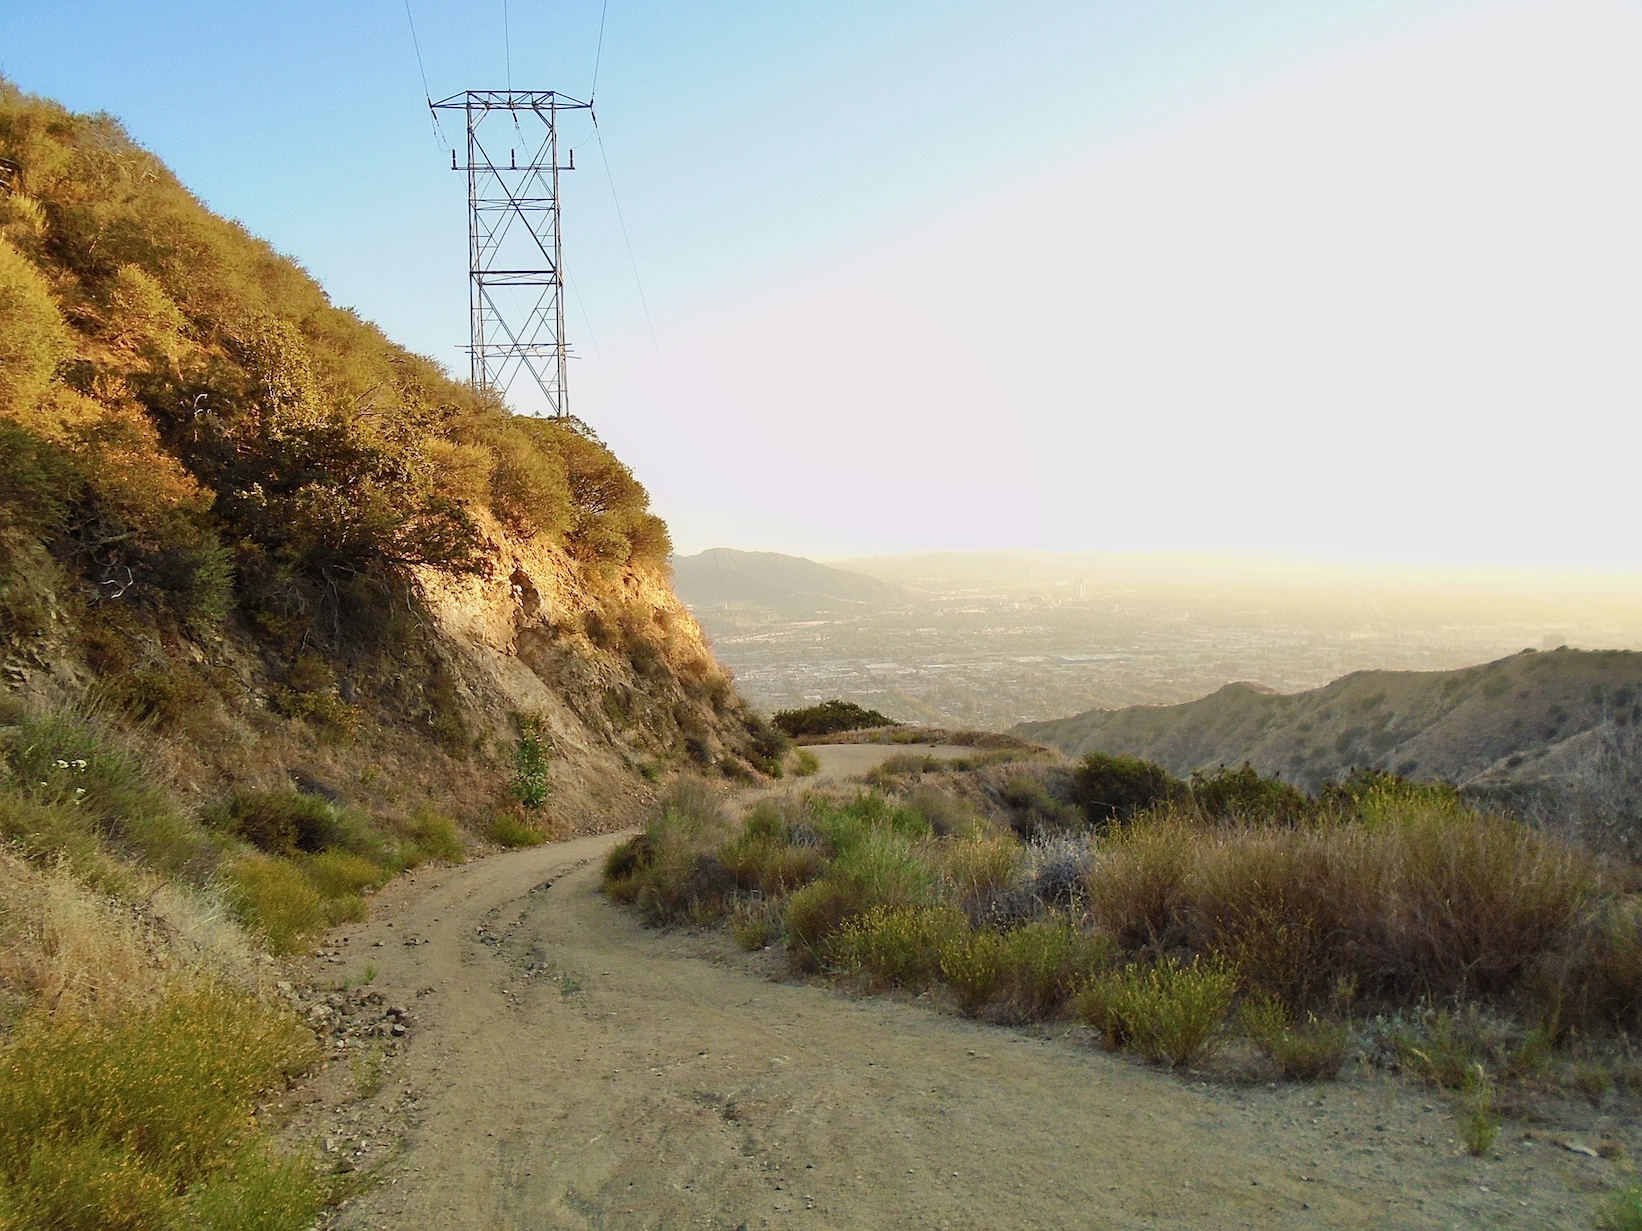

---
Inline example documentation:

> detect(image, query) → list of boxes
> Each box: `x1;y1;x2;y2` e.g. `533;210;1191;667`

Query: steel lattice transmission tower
430;90;590;417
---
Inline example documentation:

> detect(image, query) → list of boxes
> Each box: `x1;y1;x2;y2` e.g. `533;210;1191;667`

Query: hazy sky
5;1;1639;567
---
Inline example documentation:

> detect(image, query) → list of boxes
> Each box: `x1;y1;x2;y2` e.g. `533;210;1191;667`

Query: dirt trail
302;827;1620;1231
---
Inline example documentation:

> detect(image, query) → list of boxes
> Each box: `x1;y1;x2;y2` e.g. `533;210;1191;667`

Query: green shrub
1071;752;1184;826
489;813;547;849
0;709;207;874
742;714;791;777
939;928;1005;1016
610;779;737;925
1597;1185;1642;1231
791;749;820;777
831;904;962;989
994;918;1111;1022
0;988;318;1228
785;879;869;971
225;854;326;953
0;235;73;416
1190;762;1312;824
772;700;895;738
828;829;935;914
1076;956;1238;1066
210;790;338;857
513;715;553;809
720;826;825;896
996;773;1081;835
905;784;976;837
1238;996;1348;1080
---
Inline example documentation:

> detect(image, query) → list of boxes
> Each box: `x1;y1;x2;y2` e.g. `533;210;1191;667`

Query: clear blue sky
5;2;1639;568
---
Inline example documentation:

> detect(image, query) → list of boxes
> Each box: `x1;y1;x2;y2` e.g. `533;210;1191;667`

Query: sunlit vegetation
604;758;1642;1117
0;80;669;714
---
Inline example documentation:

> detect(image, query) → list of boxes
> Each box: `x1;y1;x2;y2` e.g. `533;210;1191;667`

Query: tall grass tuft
1238;996;1348;1080
225;855;327;954
939;928;1005;1016
831;904;963;990
1076;956;1238;1066
1457;1065;1502;1156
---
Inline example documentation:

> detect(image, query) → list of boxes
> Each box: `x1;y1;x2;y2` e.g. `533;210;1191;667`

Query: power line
503;0;513;90
590;0;610;100
402;0;446;144
591;114;662;365
566;269;608;376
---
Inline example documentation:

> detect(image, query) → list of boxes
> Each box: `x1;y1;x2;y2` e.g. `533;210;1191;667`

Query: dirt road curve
315;835;1606;1231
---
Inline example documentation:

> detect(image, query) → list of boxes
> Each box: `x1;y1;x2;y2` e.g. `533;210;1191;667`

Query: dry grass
605;771;1641;1088
1086;800;1601;1011
0;987;324;1229
0;853;158;1015
1086;819;1195;952
943;832;1020;906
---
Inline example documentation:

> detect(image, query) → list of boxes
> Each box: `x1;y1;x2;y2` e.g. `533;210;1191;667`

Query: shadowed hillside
1014;647;1642;851
671;547;902;614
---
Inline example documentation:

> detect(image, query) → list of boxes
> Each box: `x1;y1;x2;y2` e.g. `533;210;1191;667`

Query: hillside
0;80;785;828
0;82;796;1224
1014;647;1642;850
671;547;902;614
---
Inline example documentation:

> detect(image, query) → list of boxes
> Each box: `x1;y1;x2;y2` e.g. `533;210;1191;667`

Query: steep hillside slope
0;82;781;829
671;547;903;614
1015;647;1642;848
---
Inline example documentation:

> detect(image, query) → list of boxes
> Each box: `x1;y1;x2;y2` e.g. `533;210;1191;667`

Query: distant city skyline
5;0;1639;569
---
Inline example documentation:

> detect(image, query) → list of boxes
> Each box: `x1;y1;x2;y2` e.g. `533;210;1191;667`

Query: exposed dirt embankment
413;515;777;832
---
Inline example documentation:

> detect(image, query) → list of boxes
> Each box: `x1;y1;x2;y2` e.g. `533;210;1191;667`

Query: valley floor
290;816;1629;1231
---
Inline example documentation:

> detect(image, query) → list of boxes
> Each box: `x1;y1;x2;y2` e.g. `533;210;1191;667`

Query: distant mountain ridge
1013;648;1642;849
671;549;902;613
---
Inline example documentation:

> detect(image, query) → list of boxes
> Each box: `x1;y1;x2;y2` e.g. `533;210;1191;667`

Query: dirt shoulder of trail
271;823;1639;1231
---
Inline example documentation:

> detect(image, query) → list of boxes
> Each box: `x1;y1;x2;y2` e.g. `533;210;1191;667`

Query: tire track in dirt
310;835;1607;1230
